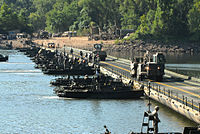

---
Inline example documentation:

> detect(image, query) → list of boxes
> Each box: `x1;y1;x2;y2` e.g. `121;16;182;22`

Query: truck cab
130;52;166;81
47;43;55;48
146;53;166;81
93;44;107;61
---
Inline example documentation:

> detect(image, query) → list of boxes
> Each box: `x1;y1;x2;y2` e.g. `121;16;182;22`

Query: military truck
16;33;27;39
88;26;120;41
88;26;100;41
47;43;55;48
93;44;107;61
120;29;134;39
130;52;166;81
39;31;49;39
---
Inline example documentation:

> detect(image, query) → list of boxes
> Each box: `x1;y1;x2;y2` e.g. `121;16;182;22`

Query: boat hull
43;69;95;75
57;90;144;99
0;56;8;62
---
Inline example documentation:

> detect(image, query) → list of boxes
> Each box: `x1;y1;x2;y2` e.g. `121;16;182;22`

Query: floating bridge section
62;46;200;124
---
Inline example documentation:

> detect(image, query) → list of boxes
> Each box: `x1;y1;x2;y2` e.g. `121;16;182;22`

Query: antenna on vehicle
148;81;151;113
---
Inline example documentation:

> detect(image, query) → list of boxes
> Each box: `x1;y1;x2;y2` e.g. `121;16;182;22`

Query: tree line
0;0;200;41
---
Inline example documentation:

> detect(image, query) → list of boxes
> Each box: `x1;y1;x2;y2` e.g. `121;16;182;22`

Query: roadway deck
101;56;200;111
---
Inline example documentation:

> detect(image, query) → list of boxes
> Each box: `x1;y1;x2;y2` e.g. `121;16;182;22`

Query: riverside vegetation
0;0;200;43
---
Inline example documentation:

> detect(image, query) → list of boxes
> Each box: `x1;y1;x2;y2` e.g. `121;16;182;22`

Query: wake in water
2;62;34;64
0;70;41;73
42;96;76;100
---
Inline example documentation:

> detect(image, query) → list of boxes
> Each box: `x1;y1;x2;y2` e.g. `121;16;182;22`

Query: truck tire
101;57;106;61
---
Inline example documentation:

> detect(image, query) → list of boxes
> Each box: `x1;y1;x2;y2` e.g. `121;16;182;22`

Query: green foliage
45;1;79;32
76;27;89;36
0;3;20;33
187;1;200;41
0;0;199;41
114;39;122;44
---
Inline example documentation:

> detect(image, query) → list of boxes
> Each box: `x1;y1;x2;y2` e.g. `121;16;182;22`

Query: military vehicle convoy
93;43;107;61
130;52;166;81
88;24;135;40
39;31;49;39
88;25;120;41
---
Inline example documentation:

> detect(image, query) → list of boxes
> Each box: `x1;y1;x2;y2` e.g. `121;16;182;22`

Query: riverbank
1;37;200;54
0;37;115;50
107;39;200;54
33;37;115;51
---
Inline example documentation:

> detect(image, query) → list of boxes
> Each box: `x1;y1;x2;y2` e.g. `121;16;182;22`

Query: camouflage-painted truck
88;26;120;41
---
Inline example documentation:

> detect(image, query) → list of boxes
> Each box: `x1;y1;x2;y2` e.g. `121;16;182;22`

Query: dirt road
33;37;115;51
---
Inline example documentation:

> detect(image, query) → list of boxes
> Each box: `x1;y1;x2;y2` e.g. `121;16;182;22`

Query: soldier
104;125;111;134
80;51;83;57
70;48;73;55
144;51;150;63
89;53;92;62
85;53;88;58
151;106;160;134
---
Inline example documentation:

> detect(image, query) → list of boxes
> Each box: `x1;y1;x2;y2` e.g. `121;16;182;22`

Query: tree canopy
0;0;200;41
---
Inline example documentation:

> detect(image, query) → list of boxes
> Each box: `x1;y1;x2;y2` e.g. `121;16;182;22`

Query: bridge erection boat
56;88;144;99
0;54;8;62
53;74;144;99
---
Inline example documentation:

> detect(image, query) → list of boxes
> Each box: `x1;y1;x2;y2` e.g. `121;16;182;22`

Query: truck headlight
158;66;160;69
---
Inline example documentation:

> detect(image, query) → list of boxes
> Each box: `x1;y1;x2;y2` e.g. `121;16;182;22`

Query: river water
0;50;197;133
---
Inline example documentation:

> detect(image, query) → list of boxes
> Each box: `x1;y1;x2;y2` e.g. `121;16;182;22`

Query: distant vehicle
0;34;7;40
88;26;120;41
52;33;62;37
120;29;134;39
47;43;55;48
61;31;69;37
93;44;107;61
61;31;77;37
39;31;49;39
130;52;166;81
16;33;27;39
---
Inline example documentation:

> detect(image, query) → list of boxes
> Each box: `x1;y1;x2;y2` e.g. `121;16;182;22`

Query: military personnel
151;106;160;134
104;125;111;134
70;48;73;54
144;51;150;63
